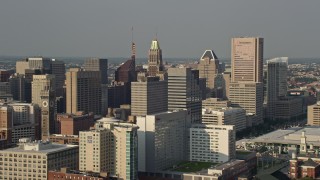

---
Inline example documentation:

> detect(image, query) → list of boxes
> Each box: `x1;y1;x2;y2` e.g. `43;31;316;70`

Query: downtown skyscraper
147;39;164;77
229;37;264;125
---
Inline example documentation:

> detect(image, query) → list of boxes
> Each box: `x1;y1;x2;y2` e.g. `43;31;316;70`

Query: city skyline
0;1;320;58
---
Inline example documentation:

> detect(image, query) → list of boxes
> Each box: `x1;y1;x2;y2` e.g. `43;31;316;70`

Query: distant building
83;58;108;84
56;112;94;135
202;98;231;110
202;108;246;132
32;74;56;139
0;82;12;102
0;138;78;180
197;50;220;97
229;82;264;125
0;70;13;82
0;105;13;149
136;110;191;172
79;118;138;180
148;39;164;77
189;124;236;163
48;167;109;180
231;37;264;83
266;57;288;119
168;68;202;123
66;68;101;115
43;134;79;145
308;102;320;126
131;76;167;116
9;74;26;102
108;81;127;108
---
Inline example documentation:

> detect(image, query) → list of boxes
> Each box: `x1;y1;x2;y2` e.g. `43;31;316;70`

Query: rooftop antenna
131;26;136;61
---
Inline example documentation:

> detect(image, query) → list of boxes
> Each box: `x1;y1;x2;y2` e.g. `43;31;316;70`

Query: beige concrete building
66;68;102;115
136;110;191;172
231;37;264;83
308;102;320;126
0;105;13;149
131;76;167;116
202;108;246;132
0;138;78;180
190;124;236;163
168;68;202;123
202;98;231;110
80;118;138;180
148;39;164;77
197;50;220;97
32;75;56;139
229;82;264;125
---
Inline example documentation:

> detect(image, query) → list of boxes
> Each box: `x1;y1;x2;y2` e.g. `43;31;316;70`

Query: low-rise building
56;111;94;135
0;138;78;180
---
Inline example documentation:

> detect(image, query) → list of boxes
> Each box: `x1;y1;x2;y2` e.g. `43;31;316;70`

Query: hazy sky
0;0;319;59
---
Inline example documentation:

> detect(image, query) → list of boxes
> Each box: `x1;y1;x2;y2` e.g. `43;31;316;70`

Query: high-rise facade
308;103;320;126
136;110;191;172
167;68;202;123
148;39;164;76
9;74;26;102
32;74;56;139
189;125;236;163
231;37;264;83
79;118;138;180
229;82;264;125
131;76;167;116
83;58;108;84
266;57;288;118
198;50;220;97
66;68;102;115
51;59;66;97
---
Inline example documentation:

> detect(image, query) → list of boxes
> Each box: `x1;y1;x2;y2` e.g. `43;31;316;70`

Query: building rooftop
1;139;78;154
250;126;320;146
200;50;218;61
210;159;244;171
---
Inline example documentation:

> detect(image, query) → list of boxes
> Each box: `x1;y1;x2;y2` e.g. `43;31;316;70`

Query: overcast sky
0;0;319;59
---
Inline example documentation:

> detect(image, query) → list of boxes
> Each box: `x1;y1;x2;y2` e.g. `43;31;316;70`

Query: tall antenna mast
131;26;136;61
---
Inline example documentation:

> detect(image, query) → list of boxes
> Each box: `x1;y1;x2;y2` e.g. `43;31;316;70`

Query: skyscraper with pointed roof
148;39;164;77
198;50;220;97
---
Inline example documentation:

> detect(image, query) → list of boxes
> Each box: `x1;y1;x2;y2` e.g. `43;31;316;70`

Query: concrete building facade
0;138;78;180
167;68;202;123
308;102;320;126
190;124;236;163
66;68;102;115
131;76;167;116
202;108;246;132
136;110;191;172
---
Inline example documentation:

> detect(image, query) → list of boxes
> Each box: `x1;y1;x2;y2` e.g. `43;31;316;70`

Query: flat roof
0;143;78;154
250;126;320;146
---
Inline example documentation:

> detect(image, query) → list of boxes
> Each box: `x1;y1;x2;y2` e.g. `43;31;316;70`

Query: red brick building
56;112;94;135
290;156;320;179
48;167;110;180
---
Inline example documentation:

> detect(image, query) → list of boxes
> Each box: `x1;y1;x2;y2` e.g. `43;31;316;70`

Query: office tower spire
131;27;136;61
148;39;164;76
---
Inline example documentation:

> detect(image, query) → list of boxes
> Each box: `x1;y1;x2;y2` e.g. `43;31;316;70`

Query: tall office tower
32;74;56;139
148;39;164;76
231;37;264;82
189;125;235;163
229;82;264;125
167;68;202;123
9;74;26;102
0;82;12;102
136;109;191;172
198;50;220;97
80;118;139;180
108;81;127;108
115;59;136;105
66;68;102;115
16;57;51;75
51;59;66;97
0;105;13;149
24;69;42;103
266;57;288;118
223;72;231;99
201;108;246;132
0;138;78;180
131;76;167;116
7;103;41;143
84;58;108;84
